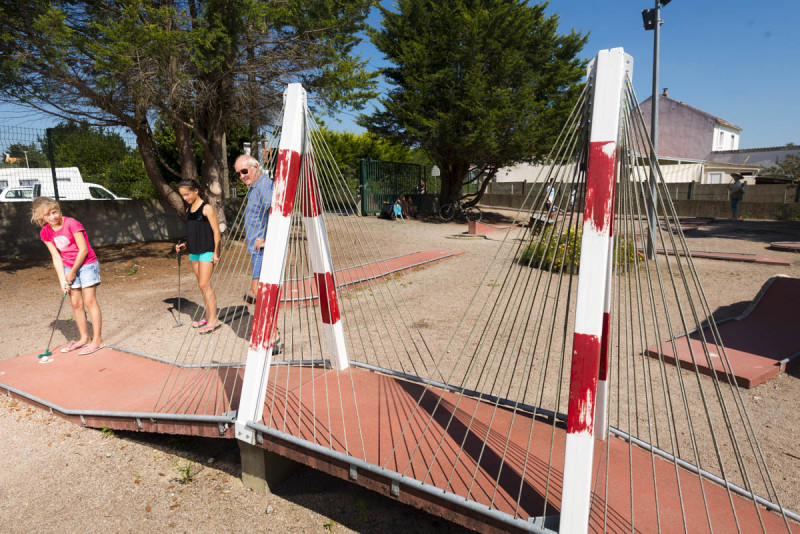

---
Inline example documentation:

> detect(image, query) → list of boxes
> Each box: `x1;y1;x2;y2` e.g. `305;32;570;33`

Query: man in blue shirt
234;154;274;303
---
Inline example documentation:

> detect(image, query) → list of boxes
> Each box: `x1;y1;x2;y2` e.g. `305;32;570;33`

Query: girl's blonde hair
31;196;60;227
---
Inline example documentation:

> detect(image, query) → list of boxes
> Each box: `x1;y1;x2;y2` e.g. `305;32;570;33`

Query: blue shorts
190;251;214;262
65;261;101;289
731;197;741;211
251;249;264;279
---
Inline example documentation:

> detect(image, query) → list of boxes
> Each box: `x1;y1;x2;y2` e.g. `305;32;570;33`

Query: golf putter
38;288;69;362
173;240;183;327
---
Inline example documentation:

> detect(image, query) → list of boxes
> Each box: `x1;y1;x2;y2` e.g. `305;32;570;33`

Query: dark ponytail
178;179;205;200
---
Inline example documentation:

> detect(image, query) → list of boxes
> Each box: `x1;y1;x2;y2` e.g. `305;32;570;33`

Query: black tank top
186;201;215;254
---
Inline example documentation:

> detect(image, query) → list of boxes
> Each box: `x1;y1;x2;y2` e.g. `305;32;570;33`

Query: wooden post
235;84;306;444
559;48;630;534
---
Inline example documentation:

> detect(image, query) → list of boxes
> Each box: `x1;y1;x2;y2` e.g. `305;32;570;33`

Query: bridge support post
239;441;300;493
560;47;630;534
235;83;350;444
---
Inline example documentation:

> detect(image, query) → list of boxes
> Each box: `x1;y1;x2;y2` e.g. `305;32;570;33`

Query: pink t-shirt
40;217;98;268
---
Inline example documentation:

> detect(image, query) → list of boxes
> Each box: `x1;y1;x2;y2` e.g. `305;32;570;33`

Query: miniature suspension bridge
2;48;797;533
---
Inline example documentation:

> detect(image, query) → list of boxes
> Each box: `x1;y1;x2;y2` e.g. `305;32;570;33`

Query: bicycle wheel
439;203;455;221
464;206;482;222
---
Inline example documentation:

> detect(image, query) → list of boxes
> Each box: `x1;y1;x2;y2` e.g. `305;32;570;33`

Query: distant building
640;90;798;183
639;90;742;160
496;90;788;185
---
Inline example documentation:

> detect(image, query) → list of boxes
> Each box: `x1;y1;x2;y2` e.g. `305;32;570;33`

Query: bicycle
438;198;483;222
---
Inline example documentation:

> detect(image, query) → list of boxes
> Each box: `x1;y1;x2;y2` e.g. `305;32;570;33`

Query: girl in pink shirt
31;197;103;355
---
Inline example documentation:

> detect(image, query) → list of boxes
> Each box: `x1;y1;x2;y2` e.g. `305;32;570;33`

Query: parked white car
34;182;130;200
0;186;35;202
0;183;129;202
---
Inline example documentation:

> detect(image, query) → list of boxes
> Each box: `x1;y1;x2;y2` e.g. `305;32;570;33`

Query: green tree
759;154;800;182
362;0;587;205
318;128;420;196
3;142;48;168
0;0;377;221
43;122;131;187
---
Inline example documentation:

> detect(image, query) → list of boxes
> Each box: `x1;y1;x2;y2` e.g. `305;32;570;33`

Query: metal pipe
2;384;234;423
607;426;800;523
247;421;554;534
646;0;662;259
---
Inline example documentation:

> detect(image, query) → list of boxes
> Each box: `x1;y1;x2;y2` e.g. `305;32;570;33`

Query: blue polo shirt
244;173;273;254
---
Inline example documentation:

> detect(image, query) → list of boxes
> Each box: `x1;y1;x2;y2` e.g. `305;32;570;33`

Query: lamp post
642;0;671;258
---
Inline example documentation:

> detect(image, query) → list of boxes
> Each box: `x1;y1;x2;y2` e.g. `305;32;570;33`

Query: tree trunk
439;161;470;204
175;121;198;181
201;120;229;232
132;125;184;215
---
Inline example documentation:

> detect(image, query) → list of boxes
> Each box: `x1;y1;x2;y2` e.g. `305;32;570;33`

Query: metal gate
359;158;424;216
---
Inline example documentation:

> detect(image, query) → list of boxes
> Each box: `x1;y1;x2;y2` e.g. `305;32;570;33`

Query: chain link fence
0;124;154;202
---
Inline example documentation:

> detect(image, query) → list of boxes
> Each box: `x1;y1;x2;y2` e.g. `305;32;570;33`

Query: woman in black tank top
174;179;221;334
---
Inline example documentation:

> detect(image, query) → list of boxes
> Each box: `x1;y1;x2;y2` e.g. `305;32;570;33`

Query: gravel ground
1;211;799;533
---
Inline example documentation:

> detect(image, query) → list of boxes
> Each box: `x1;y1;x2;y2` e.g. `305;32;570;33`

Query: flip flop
192;320;208;328
78;345;104;356
60;341;87;353
199;323;221;335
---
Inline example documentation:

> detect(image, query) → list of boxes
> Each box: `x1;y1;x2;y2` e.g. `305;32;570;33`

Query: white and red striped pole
301;152;349;370
560;48;630;533
236;83;306;444
593;148;620;442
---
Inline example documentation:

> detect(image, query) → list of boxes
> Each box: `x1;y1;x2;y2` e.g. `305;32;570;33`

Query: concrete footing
238;441;300;493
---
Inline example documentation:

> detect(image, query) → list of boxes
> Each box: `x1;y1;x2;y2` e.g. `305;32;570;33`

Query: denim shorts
65;261;101;288
251;249;264;279
190;251;214;263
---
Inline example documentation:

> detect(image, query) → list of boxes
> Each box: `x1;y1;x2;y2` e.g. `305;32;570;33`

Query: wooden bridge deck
0;347;793;533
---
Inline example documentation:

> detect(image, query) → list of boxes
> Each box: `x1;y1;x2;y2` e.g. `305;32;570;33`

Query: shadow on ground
685;219;800;247
112;430;472;533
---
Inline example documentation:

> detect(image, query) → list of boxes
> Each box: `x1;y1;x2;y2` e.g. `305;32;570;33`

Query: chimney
662;88;669;98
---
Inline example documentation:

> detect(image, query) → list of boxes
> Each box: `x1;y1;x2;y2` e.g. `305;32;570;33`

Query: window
89;186;113;199
718;131;724;150
20;179;37;187
0;180;7;189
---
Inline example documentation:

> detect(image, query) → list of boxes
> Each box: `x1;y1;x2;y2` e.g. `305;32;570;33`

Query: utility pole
642;0;671;258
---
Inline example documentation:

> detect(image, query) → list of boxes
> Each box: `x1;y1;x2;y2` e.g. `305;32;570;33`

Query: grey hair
235;154;259;168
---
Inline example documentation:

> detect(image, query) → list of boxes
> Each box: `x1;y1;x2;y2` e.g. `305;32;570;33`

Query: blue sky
2;1;797;149
329;0;800;149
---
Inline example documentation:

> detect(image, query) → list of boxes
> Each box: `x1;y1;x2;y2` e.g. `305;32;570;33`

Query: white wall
712;124;740;151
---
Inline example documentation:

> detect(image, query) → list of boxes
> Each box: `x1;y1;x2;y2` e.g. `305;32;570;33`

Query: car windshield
89;186;113;199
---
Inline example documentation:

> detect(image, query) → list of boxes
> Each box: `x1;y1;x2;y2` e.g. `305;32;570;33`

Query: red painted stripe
584;141;616;233
315;272;340;325
250;282;281;350
598;312;610;381
274;149;301;217
302;154;320;218
567;333;601;434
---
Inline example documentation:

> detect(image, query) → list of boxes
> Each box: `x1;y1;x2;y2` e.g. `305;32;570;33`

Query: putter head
173;321;183;328
37;350;52;358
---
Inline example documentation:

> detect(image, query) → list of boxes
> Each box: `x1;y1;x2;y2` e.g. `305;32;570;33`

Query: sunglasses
236;167;250;176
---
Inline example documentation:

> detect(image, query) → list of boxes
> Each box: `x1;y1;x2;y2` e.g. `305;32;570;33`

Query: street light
642;0;672;258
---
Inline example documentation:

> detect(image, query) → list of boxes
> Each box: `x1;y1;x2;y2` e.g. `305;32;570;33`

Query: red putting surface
770;242;800;252
0;347;794;532
467;221;513;235
647;277;800;388
655;248;791;266
282;249;464;304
